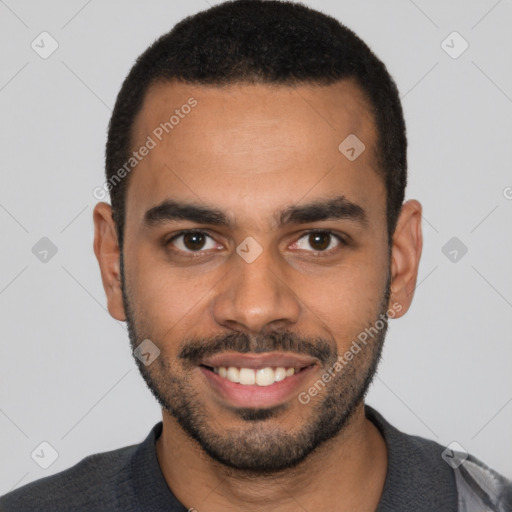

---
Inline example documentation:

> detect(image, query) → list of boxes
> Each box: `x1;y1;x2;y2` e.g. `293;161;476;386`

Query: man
1;1;510;510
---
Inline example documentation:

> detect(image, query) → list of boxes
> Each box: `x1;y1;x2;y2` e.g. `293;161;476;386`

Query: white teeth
274;367;287;382
256;367;274;386
213;366;297;386
239;368;256;385
226;366;240;383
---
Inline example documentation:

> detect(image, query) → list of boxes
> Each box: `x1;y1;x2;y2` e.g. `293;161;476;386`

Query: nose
211;245;302;335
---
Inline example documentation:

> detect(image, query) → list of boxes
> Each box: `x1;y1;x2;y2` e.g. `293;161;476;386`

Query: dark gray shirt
1;406;510;511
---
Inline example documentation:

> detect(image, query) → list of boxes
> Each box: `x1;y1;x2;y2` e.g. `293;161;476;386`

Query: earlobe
388;200;423;318
93;202;126;321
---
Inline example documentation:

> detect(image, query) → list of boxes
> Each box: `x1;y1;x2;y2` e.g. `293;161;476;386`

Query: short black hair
105;0;407;247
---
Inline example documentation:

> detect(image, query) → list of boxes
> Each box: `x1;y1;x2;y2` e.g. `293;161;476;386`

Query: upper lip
200;352;318;370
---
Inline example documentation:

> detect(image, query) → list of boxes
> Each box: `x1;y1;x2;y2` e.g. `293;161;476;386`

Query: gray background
1;0;511;494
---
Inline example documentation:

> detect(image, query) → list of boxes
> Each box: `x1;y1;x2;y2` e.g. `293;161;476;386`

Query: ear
93;202;126;321
388;200;423;318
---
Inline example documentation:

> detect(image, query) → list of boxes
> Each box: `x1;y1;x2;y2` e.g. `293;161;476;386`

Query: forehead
126;79;384;229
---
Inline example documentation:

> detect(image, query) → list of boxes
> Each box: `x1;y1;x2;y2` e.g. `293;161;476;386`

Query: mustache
178;330;335;366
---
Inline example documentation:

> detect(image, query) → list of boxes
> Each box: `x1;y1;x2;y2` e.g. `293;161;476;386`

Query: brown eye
182;232;206;251
308;232;331;251
293;231;343;253
168;231;217;253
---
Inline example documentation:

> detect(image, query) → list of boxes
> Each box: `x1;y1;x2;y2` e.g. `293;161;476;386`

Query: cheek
127;246;218;339
293;257;388;343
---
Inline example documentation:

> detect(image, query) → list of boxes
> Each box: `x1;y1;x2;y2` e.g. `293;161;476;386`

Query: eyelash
165;229;347;257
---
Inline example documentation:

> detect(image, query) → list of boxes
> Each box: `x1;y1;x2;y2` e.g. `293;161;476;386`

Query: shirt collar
129;405;459;511
365;405;458;512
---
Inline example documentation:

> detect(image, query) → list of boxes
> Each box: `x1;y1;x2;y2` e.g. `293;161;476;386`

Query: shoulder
0;443;139;512
453;451;512;511
365;405;512;511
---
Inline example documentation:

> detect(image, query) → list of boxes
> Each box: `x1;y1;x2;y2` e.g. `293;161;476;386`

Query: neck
155;403;388;512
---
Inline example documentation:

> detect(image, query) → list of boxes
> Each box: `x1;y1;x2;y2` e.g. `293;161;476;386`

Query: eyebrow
143;195;368;229
280;195;367;227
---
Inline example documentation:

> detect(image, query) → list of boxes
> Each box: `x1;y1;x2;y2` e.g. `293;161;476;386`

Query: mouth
203;364;304;386
198;352;317;408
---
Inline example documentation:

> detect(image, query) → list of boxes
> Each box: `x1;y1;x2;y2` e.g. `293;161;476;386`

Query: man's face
116;79;393;471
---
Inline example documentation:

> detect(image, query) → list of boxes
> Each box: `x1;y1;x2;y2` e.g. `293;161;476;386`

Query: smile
209;366;296;386
198;352;317;408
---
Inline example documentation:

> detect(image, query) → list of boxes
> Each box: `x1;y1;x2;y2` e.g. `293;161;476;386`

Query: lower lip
199;365;315;409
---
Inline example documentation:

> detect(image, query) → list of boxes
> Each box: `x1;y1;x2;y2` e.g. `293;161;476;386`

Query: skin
93;79;422;511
